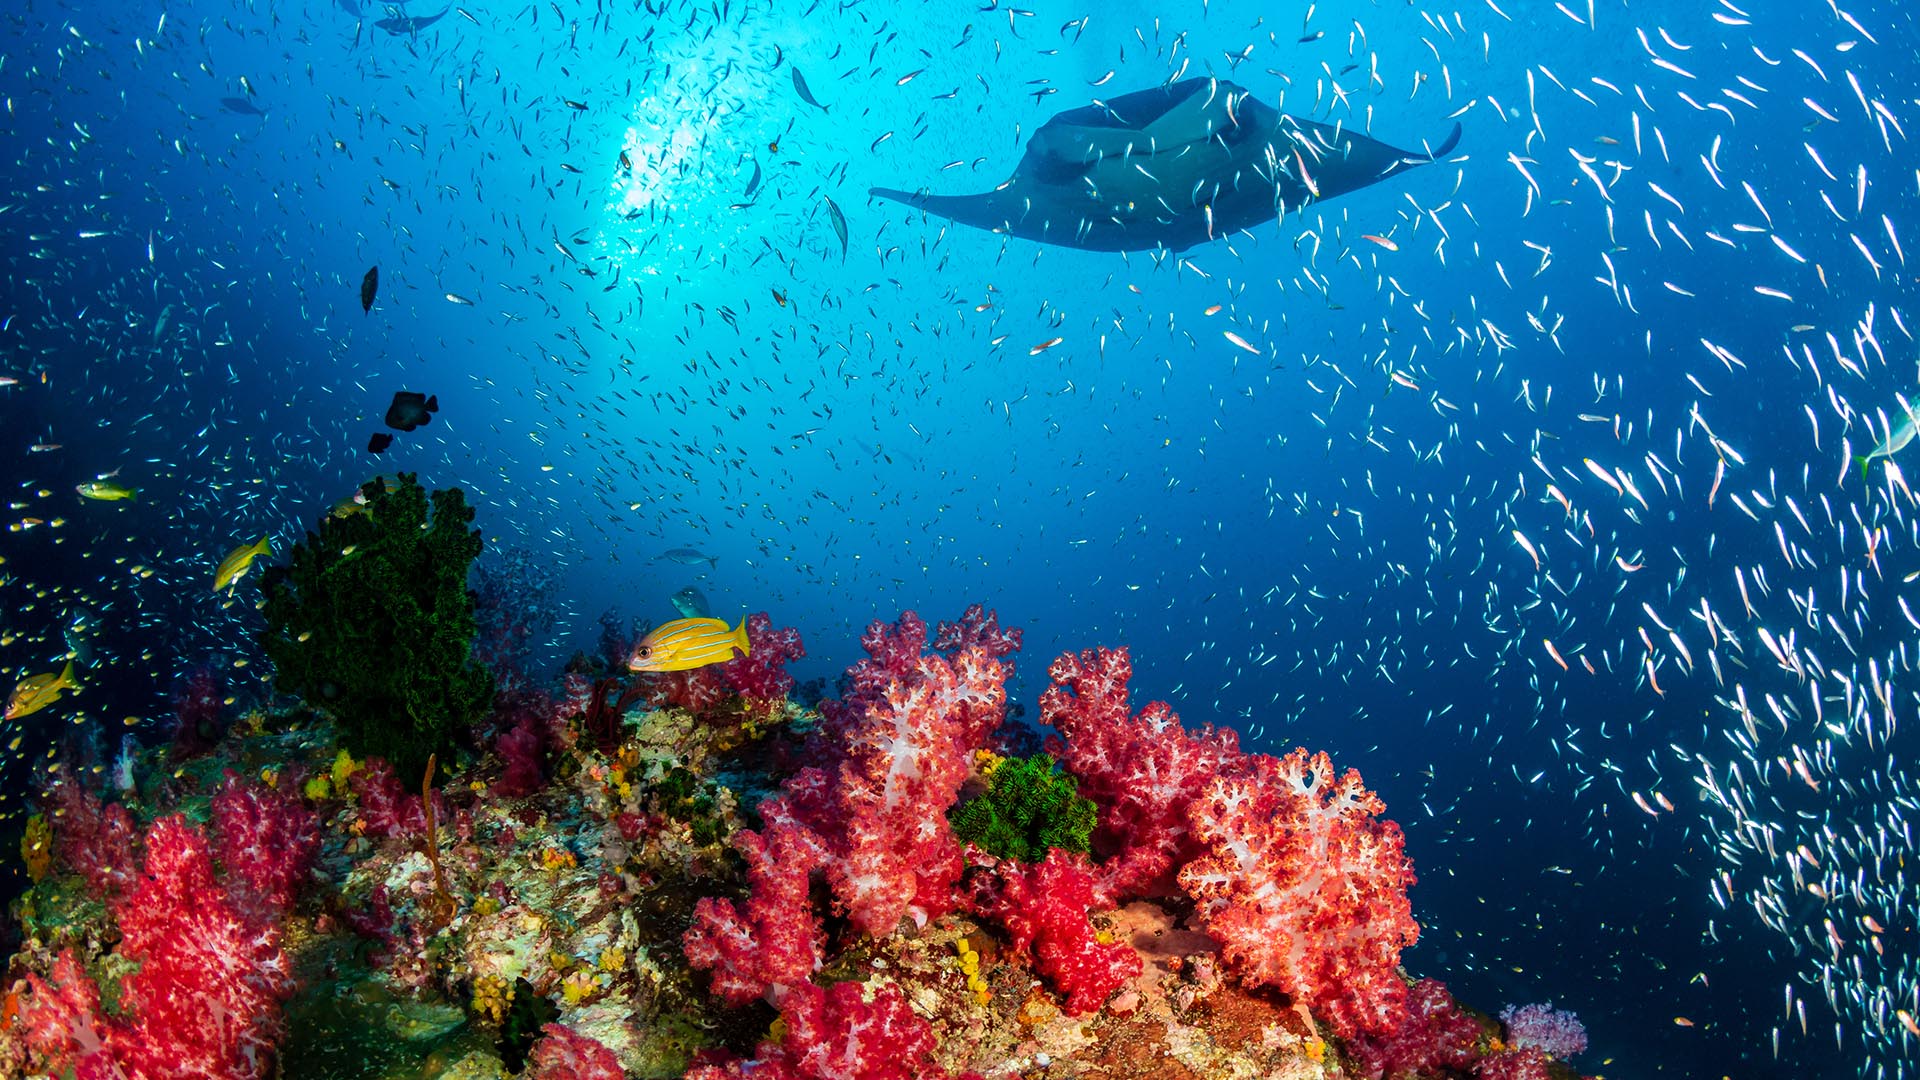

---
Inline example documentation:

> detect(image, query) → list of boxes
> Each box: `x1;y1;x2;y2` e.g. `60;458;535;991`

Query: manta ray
375;6;449;34
871;77;1460;253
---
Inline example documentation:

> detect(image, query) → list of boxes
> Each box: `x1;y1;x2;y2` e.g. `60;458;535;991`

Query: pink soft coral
211;773;320;919
45;778;138;900
968;851;1141;1016
489;686;559;796
1037;646;1241;902
932;603;1023;662
803;616;1008;936
1475;1047;1555;1080
1178;749;1419;1041
1349;978;1482;1079
525;1023;625;1080
349;757;446;839
20;814;295;1080
722;611;806;705
683;610;1013;1002
686;980;973;1080
682;799;828;1004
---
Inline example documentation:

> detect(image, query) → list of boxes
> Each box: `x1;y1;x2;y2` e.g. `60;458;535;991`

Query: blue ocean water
2;0;1914;1077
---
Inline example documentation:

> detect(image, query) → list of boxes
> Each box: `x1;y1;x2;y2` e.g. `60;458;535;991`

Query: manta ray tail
1426;122;1463;160
871;187;1019;235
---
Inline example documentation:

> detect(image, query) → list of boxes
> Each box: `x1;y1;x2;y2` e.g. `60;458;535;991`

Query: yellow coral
562;969;599;1005
471;975;509;1025
598;948;626;973
1305;1037;1326;1063
973;749;1004;777
303;774;331;801
20;814;50;883
471;897;501;917
332;749;360;787
539;846;577;872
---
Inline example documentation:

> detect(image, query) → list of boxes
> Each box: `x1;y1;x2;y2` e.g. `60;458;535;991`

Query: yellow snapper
628;616;750;673
1858;398;1920;481
214;535;273;593
75;479;137;502
6;661;77;720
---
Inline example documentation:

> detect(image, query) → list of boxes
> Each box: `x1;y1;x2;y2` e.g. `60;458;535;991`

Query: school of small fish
0;0;1914;1073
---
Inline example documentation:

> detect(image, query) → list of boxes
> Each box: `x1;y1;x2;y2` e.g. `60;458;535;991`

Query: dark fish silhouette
336;0;361;14
220;97;268;117
367;432;394;454
360;266;378;313
384;391;438;431
871;77;1460;253
375;7;449;34
791;68;827;111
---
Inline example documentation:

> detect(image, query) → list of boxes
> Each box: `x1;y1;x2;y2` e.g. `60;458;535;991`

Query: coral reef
0;596;1593;1080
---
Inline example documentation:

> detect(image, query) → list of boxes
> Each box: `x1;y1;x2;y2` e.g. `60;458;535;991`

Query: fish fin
733;617;751;658
426;395;439;412
1857;455;1871;484
257;535;273;556
58;660;76;689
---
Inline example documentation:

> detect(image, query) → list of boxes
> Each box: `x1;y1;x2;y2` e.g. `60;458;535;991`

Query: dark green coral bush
950;752;1096;863
259;473;493;777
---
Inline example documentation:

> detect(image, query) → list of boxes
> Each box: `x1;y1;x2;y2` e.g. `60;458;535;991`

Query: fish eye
636;646;650;658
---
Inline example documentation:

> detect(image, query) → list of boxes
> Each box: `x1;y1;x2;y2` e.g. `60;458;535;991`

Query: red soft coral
932;604;1023;662
683;611;1011;1004
1475;1047;1555;1080
1348;978;1482;1079
969;851;1141;1016
687;980;967;1080
20;814;295;1080
682;799;829;1005
1037;647;1241;902
1178;749;1419;1041
525;1023;625;1080
212;774;320;919
722;611;806;705
16;951;108;1075
812;636;1006;936
349;757;446;840
46;778;138;901
652;667;731;716
489;686;558;796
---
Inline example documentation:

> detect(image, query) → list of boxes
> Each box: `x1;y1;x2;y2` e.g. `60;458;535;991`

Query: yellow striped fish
627;616;749;673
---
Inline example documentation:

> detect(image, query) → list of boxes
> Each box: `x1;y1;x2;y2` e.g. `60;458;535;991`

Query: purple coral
1498;1002;1588;1058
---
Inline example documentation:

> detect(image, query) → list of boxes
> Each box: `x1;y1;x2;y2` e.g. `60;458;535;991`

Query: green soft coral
259;473;494;777
949;753;1096;862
